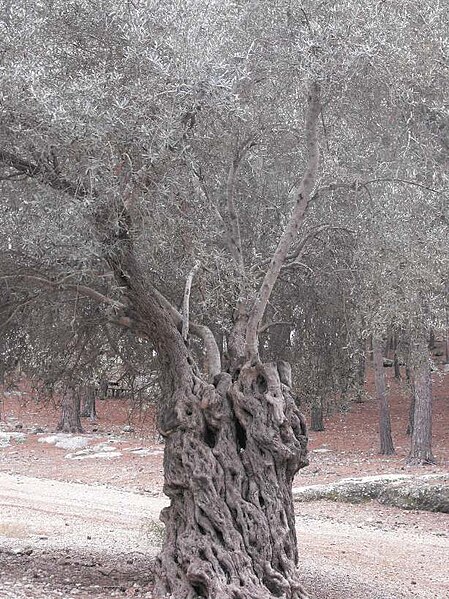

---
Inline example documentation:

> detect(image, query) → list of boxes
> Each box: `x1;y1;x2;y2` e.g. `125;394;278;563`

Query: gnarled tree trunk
154;362;309;599
126;279;310;598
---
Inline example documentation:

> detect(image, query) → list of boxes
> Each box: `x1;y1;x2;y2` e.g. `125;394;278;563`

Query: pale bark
152;285;221;380
182;260;201;341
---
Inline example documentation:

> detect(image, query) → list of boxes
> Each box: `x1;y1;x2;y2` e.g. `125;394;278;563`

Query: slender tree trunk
310;395;325;431
80;385;97;421
393;352;401;380
445;307;449;364
406;385;415;436
264;323;292;362
354;349;366;402
408;339;435;464
57;388;83;433
428;328;436;350
373;337;395;455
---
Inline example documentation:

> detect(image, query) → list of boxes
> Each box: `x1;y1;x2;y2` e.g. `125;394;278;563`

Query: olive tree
1;0;448;597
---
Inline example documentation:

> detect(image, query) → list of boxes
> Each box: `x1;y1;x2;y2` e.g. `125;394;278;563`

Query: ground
0;364;448;598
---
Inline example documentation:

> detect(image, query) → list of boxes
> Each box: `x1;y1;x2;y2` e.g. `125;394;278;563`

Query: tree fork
245;83;321;363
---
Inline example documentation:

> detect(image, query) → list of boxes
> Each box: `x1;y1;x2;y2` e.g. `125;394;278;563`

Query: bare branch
317;178;444;196
182;260;201;340
245;83;321;362
364;177;443;194
0;294;42;329
151;285;221;379
281;261;314;274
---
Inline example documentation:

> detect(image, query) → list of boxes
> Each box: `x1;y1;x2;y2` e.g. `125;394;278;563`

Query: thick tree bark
373;338;395;455
80;385;97;421
408;339;435;465
57;388;83;433
154;362;309;599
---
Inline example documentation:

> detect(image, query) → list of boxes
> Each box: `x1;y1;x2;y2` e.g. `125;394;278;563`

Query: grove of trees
1;1;448;598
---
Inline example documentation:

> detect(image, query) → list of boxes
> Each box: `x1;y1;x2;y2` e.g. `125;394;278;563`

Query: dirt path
1;473;448;598
296;502;449;599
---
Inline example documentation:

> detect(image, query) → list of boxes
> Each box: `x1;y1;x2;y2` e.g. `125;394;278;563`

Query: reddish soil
299;365;449;485
1;365;448;490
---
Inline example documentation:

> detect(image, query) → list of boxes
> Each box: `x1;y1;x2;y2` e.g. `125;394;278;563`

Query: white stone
39;434;90;450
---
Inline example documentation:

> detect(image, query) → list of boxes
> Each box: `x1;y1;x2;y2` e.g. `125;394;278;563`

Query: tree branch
0;149;222;378
224;136;255;274
0;294;42;329
182;260;201;340
0;274;124;310
151;285;221;379
0;149;89;197
245;83;321;362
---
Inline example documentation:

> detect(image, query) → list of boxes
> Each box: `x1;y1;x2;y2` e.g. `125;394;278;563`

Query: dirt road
0;473;448;598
